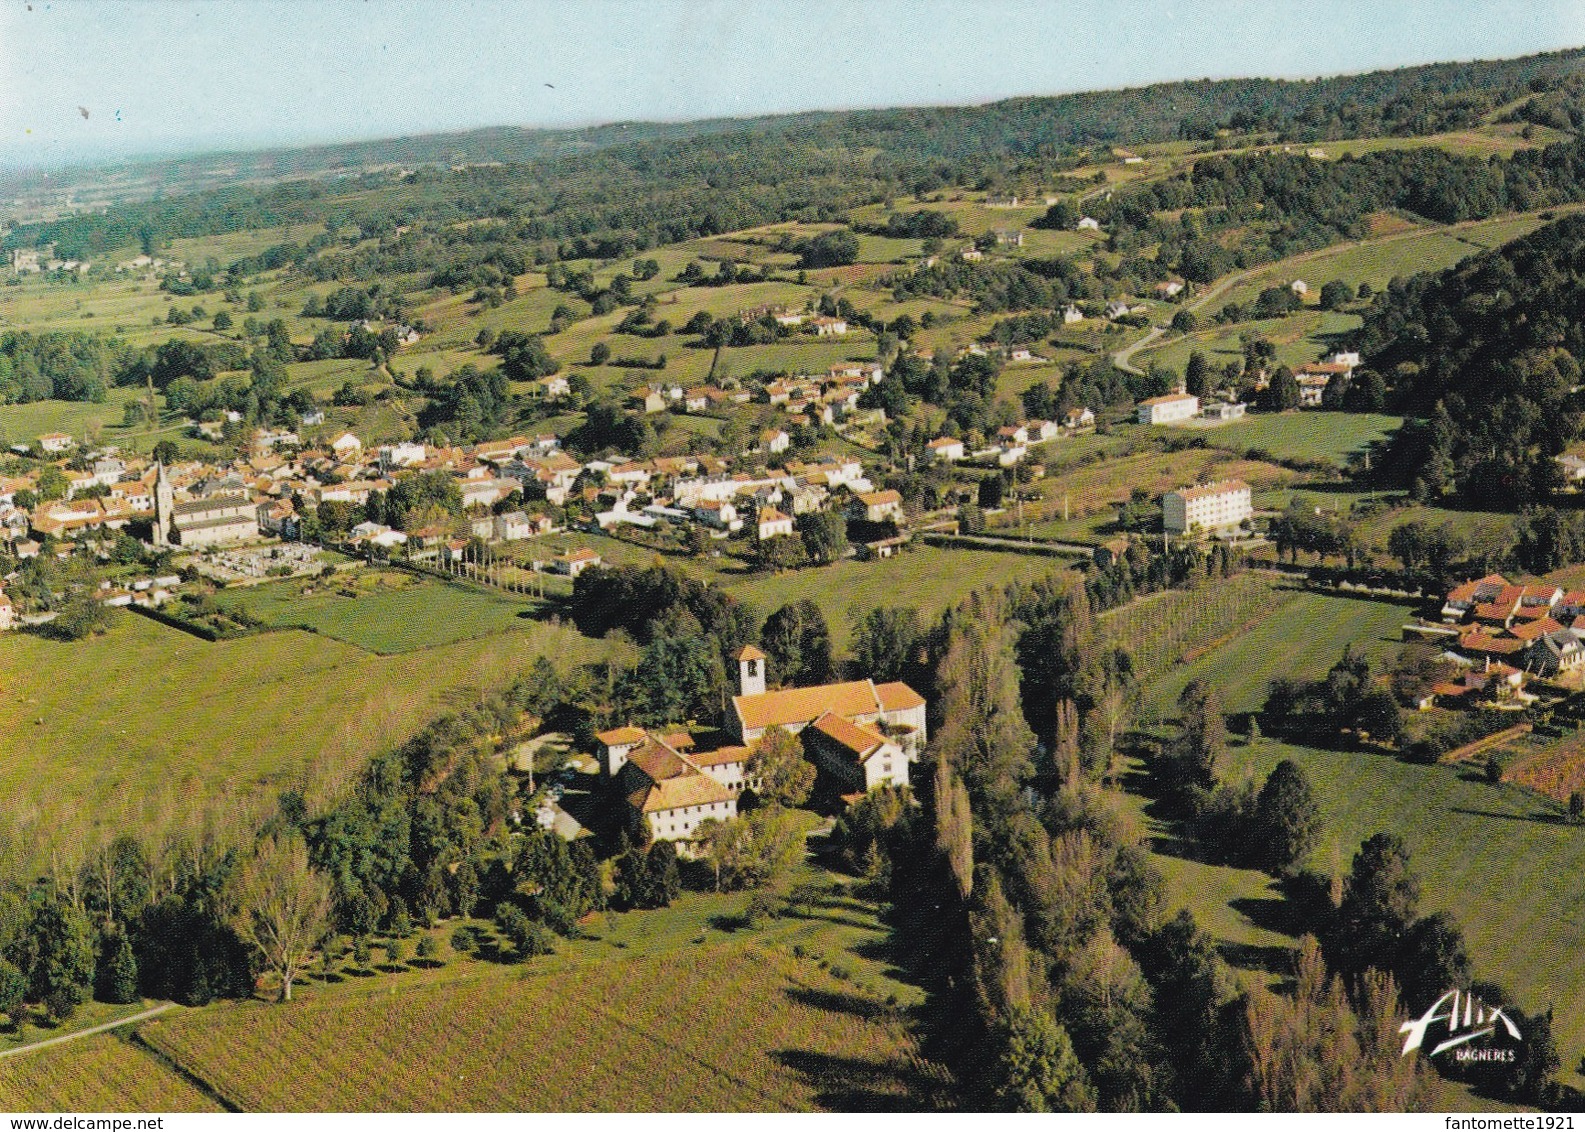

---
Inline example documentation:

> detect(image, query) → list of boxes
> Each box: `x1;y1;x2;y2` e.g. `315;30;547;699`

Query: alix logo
1400;989;1521;1058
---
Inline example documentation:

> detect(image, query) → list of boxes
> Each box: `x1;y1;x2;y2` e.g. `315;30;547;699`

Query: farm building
1137;393;1199;426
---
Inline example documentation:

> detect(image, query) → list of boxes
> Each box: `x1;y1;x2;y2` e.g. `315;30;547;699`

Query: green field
1126;587;1585;1085
0;1032;226;1112
1194;411;1403;467
1142;590;1413;715
215;571;543;654
0;610;606;877
1139;309;1361;375
529;536;1074;652
723;546;1071;649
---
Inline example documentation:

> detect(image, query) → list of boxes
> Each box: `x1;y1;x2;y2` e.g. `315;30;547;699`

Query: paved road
0;1003;175;1060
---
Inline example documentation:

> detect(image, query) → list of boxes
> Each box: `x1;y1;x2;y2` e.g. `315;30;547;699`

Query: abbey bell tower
735;644;766;697
152;462;174;548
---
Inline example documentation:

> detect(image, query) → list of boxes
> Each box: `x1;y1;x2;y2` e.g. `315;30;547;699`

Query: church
153;463;261;549
597;647;928;844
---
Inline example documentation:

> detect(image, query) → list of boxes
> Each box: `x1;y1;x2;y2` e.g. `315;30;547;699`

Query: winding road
1106;206;1583;376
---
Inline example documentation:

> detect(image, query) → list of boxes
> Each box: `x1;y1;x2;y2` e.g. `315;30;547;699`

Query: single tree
232;833;332;1003
21;888;96;1021
1333;833;1420;978
748;726;817;807
97;931;139;1005
1253;759;1321;871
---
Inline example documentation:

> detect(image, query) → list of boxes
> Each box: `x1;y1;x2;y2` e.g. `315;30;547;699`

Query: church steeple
152;461;174;548
735;645;766;697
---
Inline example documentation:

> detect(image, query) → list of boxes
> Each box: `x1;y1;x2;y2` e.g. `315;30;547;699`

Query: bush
743;890;781;929
496;903;555;961
415;935;441;964
449;926;476;954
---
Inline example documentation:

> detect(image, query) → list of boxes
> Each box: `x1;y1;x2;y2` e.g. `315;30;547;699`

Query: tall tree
19;886;96;1021
933;604;1037;816
1332;833;1420;979
1253;759;1321;872
760;600;834;687
232;834;331;1003
991;1006;1095;1112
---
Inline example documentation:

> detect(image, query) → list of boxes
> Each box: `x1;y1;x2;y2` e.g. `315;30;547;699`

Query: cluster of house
1293;351;1360;408
597;648;927;844
926;409;1095;469
607;452;902;550
1419;575;1585;707
10;248;92;275
1134;351;1361;427
738;305;851;336
2;426;571;555
624;361;883;431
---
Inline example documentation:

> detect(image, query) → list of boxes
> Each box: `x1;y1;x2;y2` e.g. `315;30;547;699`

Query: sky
4;0;1585;166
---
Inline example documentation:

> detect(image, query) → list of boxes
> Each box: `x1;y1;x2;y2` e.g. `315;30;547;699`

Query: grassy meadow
215;570;543;654
0;609;606;877
1191;411;1403;467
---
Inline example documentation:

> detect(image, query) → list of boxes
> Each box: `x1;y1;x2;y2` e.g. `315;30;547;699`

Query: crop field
1500;729;1585;803
214;570;541;654
1195;411;1403;467
1099;572;1298;688
134;944;937;1112
0;610;606;877
0;1033;225;1112
1141;589;1413;716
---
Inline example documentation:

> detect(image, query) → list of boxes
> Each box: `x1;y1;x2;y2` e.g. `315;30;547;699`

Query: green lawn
214;572;546;654
1223;737;1585;1085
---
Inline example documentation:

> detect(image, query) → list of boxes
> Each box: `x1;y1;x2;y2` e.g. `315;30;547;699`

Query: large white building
1137;393;1200;426
1162;479;1253;536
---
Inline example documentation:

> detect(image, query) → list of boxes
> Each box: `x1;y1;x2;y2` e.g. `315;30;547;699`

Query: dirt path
0;1003;176;1060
